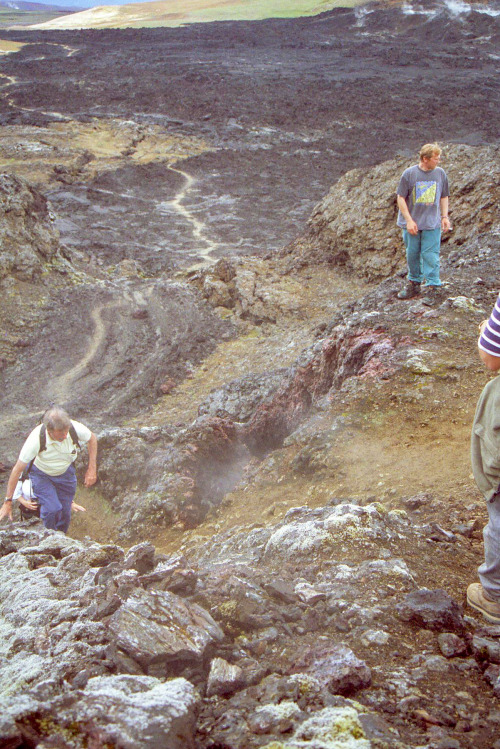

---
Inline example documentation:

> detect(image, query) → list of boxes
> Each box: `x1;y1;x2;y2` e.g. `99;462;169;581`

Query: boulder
107;588;224;673
12;675;199;749
206;657;245;697
74;675;199;749
396;588;465;632
0;173;63;281
294;643;372;696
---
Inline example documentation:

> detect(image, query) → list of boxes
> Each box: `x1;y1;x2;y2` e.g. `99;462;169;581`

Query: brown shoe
467;582;500;623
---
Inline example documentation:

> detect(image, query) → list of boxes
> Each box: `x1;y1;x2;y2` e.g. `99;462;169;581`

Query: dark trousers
30;464;77;533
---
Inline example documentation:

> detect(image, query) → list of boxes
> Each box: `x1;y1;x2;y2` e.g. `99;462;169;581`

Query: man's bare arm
84;432;97;488
479;348;500;371
0;460;28;522
478;320;500;371
397;195;418;235
5;460;27;499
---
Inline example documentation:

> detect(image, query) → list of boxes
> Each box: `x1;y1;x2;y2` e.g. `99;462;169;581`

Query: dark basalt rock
107;587;225;673
0;173;63;281
484;665;500;698
397;588;465;633
138;554;198;596
206;657;245;697
293;642;372;696
0;526;217;746
472;636;500;666
123;541;156;574
438;632;468;658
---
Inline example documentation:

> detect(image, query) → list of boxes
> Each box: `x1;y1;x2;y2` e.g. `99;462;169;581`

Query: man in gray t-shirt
396;143;451;305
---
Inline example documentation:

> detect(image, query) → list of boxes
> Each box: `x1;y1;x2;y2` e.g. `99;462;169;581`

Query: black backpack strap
39;424;47;453
69;423;80;450
20;461;33;481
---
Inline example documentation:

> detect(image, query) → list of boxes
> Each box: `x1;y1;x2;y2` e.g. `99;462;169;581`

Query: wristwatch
4;498;12;502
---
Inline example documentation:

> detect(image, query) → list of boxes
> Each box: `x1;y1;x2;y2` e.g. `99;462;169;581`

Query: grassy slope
30;0;363;30
0;8;74;26
0;36;25;48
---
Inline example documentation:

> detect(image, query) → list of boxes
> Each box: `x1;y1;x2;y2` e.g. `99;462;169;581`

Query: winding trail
41;42;80;58
160;164;219;268
47;299;125;404
87;166;221;269
0;73;16;88
0;41;79;121
1;40;220;268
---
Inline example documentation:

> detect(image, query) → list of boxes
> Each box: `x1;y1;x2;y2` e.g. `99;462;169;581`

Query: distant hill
30;0;361;30
0;0;80;10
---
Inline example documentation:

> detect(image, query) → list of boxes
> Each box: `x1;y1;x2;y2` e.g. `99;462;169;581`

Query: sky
28;0;155;7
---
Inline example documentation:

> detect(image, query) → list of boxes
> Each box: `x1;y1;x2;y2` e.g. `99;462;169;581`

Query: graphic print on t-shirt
413;181;437;204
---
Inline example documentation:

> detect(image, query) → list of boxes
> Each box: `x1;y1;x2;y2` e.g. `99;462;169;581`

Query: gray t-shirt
397;165;449;230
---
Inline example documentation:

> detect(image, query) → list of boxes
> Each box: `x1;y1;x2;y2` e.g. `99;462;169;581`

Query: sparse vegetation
29;0;365;30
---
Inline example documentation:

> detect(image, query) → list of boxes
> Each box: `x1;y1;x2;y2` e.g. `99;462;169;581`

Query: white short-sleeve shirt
19;420;92;476
13;478;36;502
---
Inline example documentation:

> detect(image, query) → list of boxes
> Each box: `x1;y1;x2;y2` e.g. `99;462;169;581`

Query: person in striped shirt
478;293;500;371
467;292;500;623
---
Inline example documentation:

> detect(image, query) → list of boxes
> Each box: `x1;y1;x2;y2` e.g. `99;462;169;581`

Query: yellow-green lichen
261;706;370;748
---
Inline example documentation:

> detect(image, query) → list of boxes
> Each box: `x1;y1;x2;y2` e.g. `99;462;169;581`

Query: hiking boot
467;582;500;624
422;285;444;306
397;281;421;300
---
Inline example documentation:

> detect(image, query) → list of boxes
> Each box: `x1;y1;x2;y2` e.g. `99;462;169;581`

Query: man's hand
406;218;418;235
0;502;13;522
84;468;97;488
441;216;452;232
17;496;38;511
71;502;86;512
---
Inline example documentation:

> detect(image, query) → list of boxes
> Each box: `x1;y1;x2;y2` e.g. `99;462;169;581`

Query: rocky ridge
2;494;500;748
0;172;64;281
280;144;500;281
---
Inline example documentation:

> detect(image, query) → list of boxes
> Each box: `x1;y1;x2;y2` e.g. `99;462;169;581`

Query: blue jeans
403;228;442;286
479;491;500;601
30;464;77;533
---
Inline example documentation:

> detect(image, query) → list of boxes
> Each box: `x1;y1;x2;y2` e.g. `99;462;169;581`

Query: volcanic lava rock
282;144;500;280
0;172;63;280
107;588;225;675
295;642;372;696
206;657;245;697
438;633;468;658
397;588;465;632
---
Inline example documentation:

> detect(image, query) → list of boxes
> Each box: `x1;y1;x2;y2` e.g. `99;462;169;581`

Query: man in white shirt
1;406;97;533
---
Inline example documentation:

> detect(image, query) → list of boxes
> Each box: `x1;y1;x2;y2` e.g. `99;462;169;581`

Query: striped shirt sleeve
479;293;500;358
